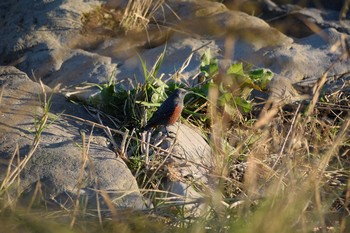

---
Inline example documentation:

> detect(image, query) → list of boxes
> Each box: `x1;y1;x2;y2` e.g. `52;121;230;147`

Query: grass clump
82;0;165;35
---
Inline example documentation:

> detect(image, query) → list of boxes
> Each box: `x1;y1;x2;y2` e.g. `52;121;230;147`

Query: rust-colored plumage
143;88;188;131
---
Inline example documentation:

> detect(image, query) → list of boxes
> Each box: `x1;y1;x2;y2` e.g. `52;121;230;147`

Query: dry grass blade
307;37;350;116
271;103;301;170
0;80;49;193
59;113;212;171
318;117;350;174
26;180;43;212
70;132;89;228
0;85;4;105
100;190;118;218
120;0;165;32
253;99;282;129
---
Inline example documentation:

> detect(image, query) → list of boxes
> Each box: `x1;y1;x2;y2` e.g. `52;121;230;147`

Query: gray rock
0;66;146;211
143;123;215;217
0;0;113;87
0;0;292;92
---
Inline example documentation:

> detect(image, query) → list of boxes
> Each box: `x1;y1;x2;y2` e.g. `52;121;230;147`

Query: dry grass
0;80;52;206
1;1;350;233
82;50;349;232
2;45;350;233
119;0;165;32
81;0;166;36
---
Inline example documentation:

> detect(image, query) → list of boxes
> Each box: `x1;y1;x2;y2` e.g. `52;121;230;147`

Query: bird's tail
140;124;151;132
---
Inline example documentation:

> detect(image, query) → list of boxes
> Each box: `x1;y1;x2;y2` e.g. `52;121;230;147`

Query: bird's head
175;88;189;100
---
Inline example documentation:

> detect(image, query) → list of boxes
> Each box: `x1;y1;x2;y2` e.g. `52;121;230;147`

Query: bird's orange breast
168;105;183;125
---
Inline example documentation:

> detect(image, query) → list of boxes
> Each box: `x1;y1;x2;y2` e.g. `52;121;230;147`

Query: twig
60;113;212;171
271;103;301;170
306;43;349;116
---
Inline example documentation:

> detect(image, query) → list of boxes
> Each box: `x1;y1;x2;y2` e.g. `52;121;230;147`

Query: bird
143;88;189;132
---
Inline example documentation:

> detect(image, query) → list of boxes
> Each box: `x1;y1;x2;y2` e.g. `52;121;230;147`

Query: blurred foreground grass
2;0;350;232
1;49;350;233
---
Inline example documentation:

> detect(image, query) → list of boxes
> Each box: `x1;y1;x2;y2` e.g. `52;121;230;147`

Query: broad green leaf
227;74;261;92
218;92;233;106
249;68;273;90
200;49;211;66
200;49;219;77
226;63;244;76
234;97;252;113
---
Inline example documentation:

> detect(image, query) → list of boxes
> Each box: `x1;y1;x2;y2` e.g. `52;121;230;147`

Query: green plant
199;49;273;121
2;37;350;233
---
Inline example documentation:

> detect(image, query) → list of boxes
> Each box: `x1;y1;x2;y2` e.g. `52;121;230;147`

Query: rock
0;66;146;211
1;0;293;93
0;0;115;88
259;28;350;83
143;123;215;216
89;0;293;88
270;0;344;11
44;50;117;88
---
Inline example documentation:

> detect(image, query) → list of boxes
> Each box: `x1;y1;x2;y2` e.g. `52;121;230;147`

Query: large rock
0;0;116;87
0;66;145;210
141;123;215;217
2;0;349;105
0;0;287;88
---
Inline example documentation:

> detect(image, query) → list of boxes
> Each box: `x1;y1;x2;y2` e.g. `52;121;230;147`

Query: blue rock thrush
143;88;188;132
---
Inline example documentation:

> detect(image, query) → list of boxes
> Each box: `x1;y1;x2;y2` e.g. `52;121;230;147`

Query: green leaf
234;97;252;113
227;63;244;76
137;53;149;81
151;91;162;103
200;49;219;77
249;68;273;90
200;49;211;66
100;84;115;100
153;78;168;90
218;92;233;106
151;45;167;79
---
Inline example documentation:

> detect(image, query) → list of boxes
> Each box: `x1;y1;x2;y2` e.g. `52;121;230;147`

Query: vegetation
1;1;350;233
2;44;349;232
